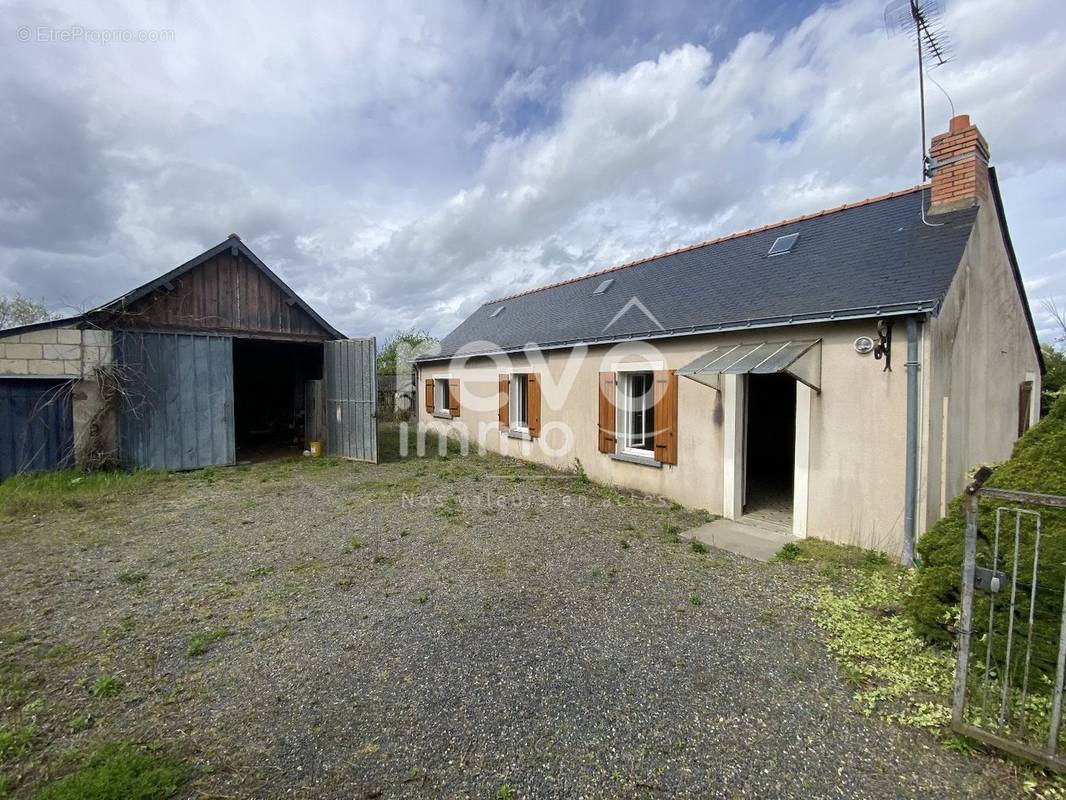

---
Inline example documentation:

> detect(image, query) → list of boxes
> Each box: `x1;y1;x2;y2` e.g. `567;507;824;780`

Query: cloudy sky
2;0;1064;343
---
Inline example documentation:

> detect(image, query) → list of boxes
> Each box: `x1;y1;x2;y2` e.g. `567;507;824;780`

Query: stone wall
0;325;117;468
0;327;111;378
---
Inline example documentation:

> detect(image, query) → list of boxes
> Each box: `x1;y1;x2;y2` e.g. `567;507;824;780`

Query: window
434;378;451;414
767;232;799;256
593;278;615;295
618;371;655;455
509;373;529;430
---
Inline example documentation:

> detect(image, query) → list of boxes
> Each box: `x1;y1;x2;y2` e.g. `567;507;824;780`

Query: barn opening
233;338;323;460
744;372;796;528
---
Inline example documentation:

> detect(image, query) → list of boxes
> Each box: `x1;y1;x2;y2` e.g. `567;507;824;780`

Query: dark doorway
233;339;323;460
744;373;796;527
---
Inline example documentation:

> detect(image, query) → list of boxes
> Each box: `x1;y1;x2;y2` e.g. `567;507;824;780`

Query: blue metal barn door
324;338;377;462
114;331;235;470
0;379;74;480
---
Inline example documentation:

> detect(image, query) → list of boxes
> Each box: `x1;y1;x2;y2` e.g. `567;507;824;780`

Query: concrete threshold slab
681;518;799;562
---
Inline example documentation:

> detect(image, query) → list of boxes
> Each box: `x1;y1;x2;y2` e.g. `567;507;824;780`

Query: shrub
906;394;1066;682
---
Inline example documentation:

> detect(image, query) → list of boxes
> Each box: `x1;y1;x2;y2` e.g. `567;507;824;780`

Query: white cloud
1;0;1064;343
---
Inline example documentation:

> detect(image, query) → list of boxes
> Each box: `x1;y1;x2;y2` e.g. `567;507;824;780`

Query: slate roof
426;185;980;360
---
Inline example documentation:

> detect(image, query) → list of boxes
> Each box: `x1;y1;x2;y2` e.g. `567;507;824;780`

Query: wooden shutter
1019;381;1033;436
425;379;433;412
528;374;542;438
598;372;617;453
498;375;510;430
448;378;461;417
653;370;678;465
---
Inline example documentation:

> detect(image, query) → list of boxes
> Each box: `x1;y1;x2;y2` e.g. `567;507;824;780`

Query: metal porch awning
677;339;822;393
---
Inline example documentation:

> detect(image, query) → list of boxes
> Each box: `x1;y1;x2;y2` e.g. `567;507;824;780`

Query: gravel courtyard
0;429;1022;798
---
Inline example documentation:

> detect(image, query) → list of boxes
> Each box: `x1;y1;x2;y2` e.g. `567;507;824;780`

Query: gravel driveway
0;429;1021;798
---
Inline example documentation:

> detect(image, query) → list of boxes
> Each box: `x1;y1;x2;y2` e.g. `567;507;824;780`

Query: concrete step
681;518;798;562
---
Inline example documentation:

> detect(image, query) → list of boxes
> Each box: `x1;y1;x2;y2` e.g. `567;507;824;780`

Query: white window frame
617;371;655;457
433;377;451;416
509;373;529;433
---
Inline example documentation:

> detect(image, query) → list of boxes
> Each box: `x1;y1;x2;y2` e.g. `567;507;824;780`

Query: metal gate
324;338;377;462
114;331;235;470
0;378;74;480
952;468;1066;770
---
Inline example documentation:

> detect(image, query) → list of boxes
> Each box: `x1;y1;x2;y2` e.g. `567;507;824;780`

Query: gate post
952;466;993;728
952;488;979;726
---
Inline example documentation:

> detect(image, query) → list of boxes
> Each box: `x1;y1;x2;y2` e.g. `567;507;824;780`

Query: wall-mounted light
854;336;875;355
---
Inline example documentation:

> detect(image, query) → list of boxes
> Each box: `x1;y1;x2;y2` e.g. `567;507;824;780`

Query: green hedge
906;394;1066;682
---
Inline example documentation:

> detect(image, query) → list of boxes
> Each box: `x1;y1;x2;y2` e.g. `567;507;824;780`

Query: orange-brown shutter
499;375;510;430
653;370;678;465
1018;380;1033;436
424;379;434;412
528;374;542;438
598;372;617;453
448;378;461;417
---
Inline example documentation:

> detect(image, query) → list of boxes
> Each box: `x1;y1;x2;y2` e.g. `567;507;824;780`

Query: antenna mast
884;0;953;182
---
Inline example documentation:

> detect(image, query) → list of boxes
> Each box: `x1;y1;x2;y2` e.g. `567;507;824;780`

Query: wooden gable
97;243;337;341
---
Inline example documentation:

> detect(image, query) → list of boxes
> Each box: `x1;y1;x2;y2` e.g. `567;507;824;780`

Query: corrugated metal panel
0;379;74;480
324;338;377;462
115;331;235;470
678;340;822;392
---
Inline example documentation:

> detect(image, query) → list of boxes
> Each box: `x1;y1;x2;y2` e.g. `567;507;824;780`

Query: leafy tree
376;328;438;375
0;294;57;330
1042;343;1066;416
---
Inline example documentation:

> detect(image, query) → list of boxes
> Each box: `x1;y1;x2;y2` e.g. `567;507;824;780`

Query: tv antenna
884;0;953;183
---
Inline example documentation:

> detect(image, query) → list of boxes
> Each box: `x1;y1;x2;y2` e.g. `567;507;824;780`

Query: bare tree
1043;297;1066;347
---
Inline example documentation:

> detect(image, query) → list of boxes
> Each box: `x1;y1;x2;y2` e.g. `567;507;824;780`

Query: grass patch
0;724;34;759
0;665;38;705
117;571;148;586
690;539;707;554
91;675;122;699
186;628;231;657
0;470;168;521
773;537;893;575
0;628;27;646
35;742;183;800
775;541;801;561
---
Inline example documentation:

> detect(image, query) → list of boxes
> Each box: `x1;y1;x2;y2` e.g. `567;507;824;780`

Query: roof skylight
767;233;800;256
490;306;506;318
593;278;615;295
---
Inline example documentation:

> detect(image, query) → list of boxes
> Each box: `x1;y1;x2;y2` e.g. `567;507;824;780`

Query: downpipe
902;316;921;567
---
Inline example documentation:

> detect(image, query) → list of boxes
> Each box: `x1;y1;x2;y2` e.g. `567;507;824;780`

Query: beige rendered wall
921;201;1043;528
419;319;912;554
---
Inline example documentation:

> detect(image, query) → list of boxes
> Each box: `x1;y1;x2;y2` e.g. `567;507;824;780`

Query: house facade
416;115;1043;558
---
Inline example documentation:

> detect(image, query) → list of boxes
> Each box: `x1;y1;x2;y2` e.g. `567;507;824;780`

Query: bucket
309;441;323;458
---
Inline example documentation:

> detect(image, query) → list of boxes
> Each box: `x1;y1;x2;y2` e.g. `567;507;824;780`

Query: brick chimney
928;114;991;213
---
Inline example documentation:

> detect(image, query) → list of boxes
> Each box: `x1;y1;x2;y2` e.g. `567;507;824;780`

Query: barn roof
424;184;984;360
0;236;345;340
